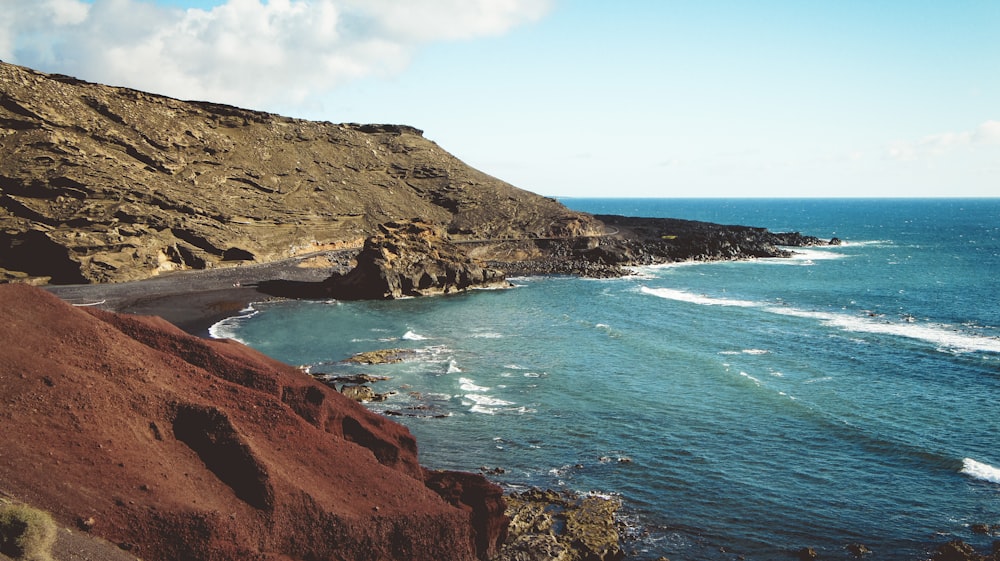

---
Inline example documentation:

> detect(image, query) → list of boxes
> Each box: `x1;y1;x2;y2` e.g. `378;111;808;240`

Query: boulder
322;219;510;299
339;384;393;402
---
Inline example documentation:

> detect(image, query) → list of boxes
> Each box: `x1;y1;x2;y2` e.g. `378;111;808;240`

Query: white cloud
886;119;1000;161
1;0;552;110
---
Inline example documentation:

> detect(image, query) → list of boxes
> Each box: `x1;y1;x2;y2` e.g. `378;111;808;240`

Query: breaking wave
962;458;1000;484
640;287;1000;354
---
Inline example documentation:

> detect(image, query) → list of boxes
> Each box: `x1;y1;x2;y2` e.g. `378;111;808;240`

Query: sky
2;0;998;198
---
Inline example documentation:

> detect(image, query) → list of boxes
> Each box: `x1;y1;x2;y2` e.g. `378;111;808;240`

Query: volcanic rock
322;219;509;299
930;539;999;561
495;489;623;561
0;61;603;284
0;284;505;561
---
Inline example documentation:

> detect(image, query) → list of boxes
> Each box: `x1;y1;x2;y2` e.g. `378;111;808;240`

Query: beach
45;250;353;337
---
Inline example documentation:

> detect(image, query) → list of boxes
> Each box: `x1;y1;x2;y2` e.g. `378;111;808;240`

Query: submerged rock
931;539;1000;561
339;383;393;402
343;348;416;364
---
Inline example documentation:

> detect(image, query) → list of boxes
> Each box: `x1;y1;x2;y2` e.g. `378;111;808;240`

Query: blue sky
3;1;998;197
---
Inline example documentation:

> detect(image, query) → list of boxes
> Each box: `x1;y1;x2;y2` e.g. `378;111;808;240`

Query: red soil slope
0;284;505;561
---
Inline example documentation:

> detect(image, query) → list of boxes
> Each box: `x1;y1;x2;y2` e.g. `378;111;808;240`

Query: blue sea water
213;199;1000;560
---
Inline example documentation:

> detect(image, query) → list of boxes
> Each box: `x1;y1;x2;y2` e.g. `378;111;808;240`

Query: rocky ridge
0;284;506;561
0;60;602;284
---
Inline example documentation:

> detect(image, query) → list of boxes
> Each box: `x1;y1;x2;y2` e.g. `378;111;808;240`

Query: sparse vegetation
0;502;57;561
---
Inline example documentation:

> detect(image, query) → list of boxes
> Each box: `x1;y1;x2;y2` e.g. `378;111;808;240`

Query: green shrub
0;503;57;561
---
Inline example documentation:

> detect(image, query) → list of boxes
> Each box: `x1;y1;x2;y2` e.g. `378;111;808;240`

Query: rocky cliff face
0;284;506;561
259;219;510;300
0;61;602;284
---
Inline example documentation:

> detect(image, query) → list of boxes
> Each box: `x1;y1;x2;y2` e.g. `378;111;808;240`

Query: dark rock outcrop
0;284;506;561
323;219;509;299
931;539;1000;561
258;219;509;299
487;214;838;277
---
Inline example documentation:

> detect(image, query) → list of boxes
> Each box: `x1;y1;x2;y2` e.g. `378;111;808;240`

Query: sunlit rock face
0;61;602;284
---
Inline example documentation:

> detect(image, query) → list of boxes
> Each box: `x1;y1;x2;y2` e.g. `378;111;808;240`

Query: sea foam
641;286;1000;354
962;458;1000;484
762;247;847;265
459;377;488;392
207;305;257;343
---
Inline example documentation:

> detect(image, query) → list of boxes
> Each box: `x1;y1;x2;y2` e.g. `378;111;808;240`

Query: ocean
211;198;1000;560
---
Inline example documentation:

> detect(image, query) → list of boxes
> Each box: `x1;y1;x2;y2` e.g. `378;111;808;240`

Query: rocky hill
0;61;602;284
0;284;506;561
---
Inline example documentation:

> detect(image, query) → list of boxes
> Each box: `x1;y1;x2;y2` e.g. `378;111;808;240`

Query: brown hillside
0;61;602;284
0;284;505;560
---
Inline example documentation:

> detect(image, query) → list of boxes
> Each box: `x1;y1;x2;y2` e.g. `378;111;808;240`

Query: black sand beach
45;250;354;337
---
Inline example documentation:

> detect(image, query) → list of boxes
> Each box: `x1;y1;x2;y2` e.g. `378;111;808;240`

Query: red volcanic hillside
0;284;505;561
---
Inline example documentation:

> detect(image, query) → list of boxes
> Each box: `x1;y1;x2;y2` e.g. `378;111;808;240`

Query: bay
214;198;1000;560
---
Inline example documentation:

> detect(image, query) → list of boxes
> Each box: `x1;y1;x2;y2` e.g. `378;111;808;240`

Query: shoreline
45;250;353;337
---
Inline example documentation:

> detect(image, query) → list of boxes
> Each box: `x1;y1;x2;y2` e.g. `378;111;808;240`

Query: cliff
0;284;506;561
0;60;602;284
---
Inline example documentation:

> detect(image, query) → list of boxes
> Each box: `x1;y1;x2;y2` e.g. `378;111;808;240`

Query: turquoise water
214;199;1000;560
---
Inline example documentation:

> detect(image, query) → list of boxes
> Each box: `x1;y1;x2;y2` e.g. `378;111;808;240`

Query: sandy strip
46;250;353;337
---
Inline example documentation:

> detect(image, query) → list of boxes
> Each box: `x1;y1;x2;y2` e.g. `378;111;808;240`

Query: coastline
45;250;353;337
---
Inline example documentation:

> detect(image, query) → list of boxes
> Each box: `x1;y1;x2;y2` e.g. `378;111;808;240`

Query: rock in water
496;489;624;561
322;219;510;299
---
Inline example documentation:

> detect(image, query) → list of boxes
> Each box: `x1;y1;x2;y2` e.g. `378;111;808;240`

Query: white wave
769;307;1000;354
640;286;758;307
641;286;1000;354
962;458;1000;484
402;330;428;340
459;377;489;392
465;394;514;406
838;239;893;247
719;349;770;355
415;344;452;356
207;307;258;342
471;332;504;339
761;247;848;265
466;393;516;415
446;360;463;374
